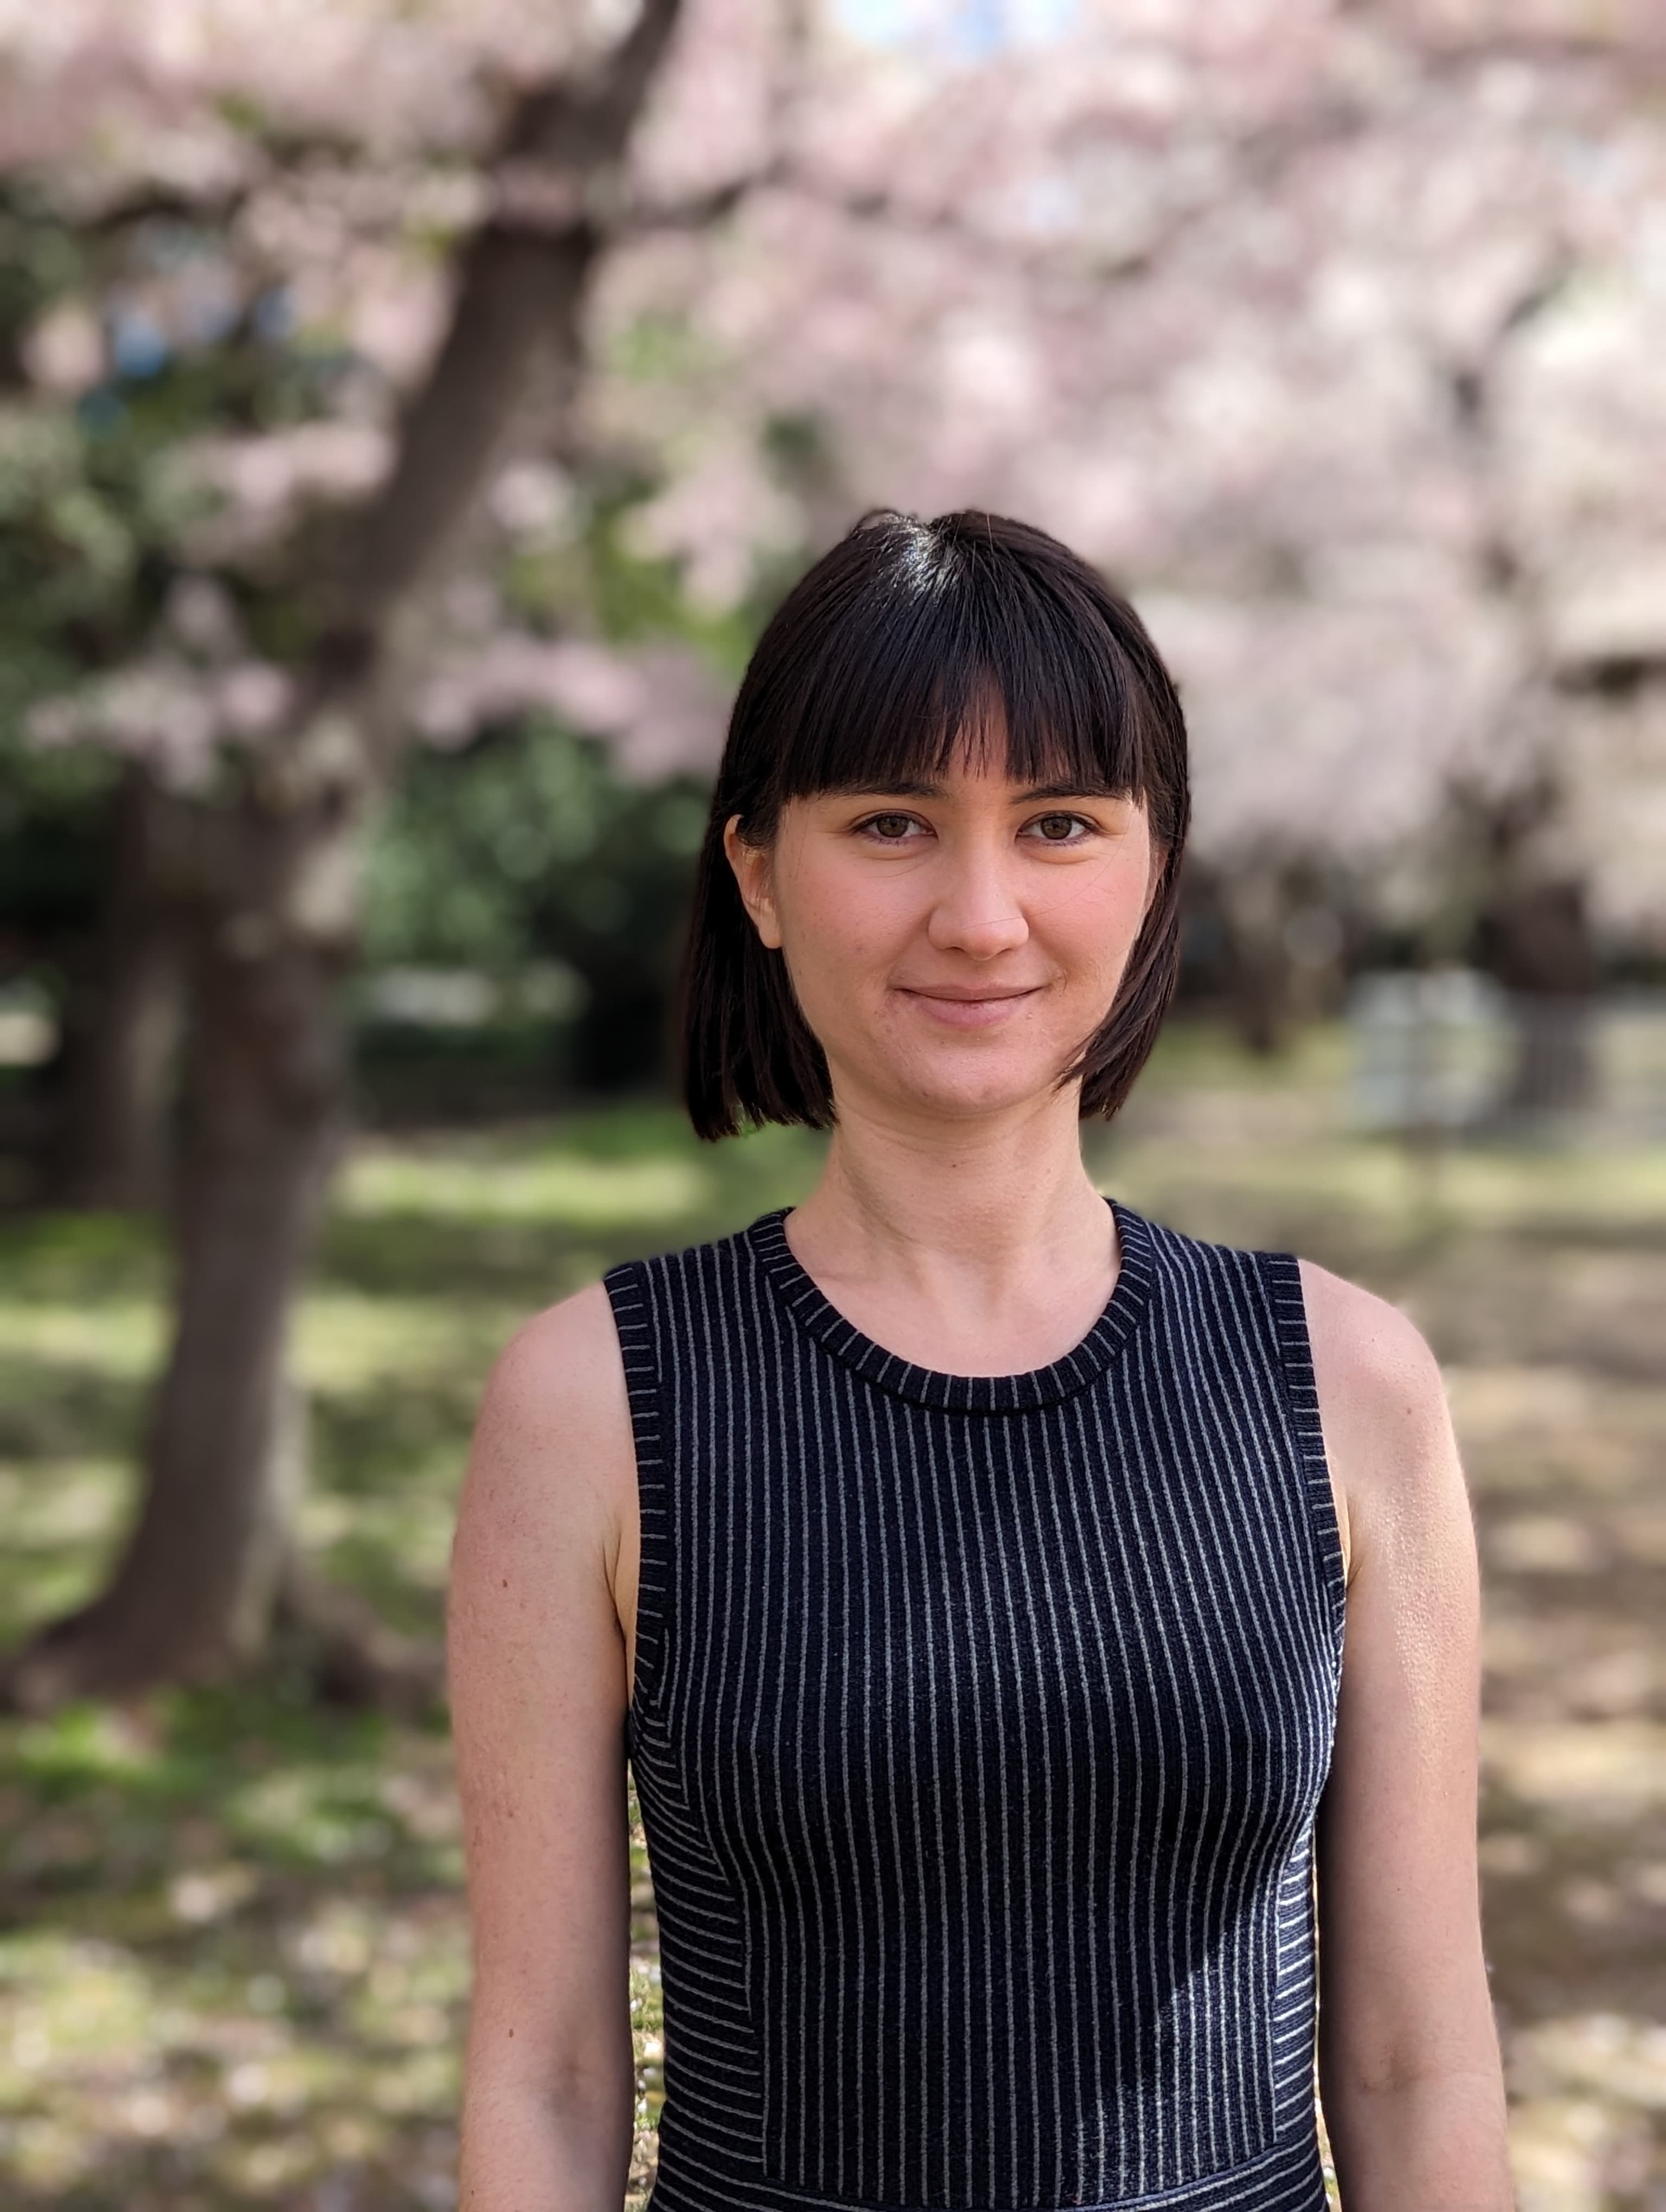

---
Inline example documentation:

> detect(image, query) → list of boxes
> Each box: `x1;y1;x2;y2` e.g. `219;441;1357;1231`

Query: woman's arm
1302;1259;1514;2211
448;1284;640;2211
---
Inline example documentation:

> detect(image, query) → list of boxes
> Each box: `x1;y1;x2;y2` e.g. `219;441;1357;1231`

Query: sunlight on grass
1108;1122;1666;1243
1136;1013;1354;1094
0;1297;164;1372
293;1296;516;1391
339;1147;714;1228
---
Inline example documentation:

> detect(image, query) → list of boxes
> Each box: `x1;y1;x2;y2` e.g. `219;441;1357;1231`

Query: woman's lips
894;983;1043;1028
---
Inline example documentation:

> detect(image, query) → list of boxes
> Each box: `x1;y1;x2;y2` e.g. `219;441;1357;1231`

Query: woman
448;510;1513;2212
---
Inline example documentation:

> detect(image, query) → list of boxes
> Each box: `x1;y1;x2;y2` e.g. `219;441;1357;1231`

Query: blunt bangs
739;512;1154;825
679;509;1191;1139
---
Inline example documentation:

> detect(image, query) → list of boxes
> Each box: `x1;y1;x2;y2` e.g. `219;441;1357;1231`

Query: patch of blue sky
834;0;1075;55
109;309;169;381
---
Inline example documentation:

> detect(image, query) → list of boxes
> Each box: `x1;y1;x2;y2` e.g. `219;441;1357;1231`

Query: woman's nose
925;848;1029;960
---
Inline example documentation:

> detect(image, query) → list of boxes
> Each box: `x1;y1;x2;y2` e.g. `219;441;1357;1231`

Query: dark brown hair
680;508;1190;1139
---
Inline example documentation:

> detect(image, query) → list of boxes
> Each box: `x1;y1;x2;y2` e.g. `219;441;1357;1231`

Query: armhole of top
1254;1249;1348;1667
601;1258;670;1737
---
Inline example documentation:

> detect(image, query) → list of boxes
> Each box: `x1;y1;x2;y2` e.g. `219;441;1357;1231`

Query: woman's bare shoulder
1295;1256;1467;1584
478;1280;631;1430
1295;1255;1444;1405
453;1282;635;1579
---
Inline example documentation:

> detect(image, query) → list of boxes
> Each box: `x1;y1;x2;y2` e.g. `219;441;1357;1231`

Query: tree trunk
3;0;689;1713
1503;991;1598;1118
1476;863;1601;1121
46;771;183;1211
7;892;341;1708
1219;869;1295;1057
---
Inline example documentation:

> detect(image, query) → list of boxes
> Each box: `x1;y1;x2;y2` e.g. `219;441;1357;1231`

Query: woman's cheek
799;871;910;973
1045;878;1136;964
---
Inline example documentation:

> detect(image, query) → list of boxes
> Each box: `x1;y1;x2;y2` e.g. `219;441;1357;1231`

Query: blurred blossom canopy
680;507;1190;1139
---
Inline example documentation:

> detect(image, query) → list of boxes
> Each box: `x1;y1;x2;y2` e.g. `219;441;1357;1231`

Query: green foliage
0;213;258;980
0;186;408;996
0;729;120;943
0;402;134;650
357;486;785;1099
589;501;762;676
363;719;715;1091
498;479;770;679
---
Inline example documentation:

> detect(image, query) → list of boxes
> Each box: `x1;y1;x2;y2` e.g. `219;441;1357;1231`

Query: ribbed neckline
744;1193;1155;1413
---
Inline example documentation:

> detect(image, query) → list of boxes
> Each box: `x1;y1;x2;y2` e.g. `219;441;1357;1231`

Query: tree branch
314;0;686;709
622;164;778;235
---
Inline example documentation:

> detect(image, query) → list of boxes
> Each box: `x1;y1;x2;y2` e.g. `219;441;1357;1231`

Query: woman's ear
723;813;784;949
1143;834;1169;919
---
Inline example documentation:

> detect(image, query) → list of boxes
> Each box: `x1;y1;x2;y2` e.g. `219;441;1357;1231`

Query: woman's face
725;746;1162;1125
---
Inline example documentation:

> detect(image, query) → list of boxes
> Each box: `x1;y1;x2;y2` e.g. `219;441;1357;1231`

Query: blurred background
0;1;1663;2205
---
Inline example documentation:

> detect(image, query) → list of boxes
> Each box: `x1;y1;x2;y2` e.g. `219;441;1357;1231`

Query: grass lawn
1;1020;1662;2209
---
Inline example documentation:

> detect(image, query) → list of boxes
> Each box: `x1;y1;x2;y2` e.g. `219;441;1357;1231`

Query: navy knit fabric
604;1195;1346;2212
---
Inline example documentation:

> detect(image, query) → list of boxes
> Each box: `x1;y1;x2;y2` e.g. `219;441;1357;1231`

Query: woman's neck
781;1087;1119;1375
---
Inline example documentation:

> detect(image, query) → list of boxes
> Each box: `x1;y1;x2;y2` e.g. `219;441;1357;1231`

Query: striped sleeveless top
604;1195;1346;2212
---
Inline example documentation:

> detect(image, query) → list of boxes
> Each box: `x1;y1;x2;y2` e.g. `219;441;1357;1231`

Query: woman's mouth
894;983;1044;1028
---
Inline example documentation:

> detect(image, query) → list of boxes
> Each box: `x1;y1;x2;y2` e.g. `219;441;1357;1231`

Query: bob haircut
680;507;1190;1139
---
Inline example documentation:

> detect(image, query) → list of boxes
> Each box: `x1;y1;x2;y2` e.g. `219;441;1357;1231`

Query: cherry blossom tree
0;0;728;1709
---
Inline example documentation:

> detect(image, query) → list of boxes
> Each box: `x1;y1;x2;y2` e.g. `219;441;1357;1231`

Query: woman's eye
1027;812;1092;844
861;813;921;841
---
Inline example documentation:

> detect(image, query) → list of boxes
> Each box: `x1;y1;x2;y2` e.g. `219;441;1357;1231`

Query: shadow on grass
0;1354;149;1466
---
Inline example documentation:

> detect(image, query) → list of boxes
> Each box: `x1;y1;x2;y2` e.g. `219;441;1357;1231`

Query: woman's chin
851;1043;1078;1124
